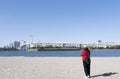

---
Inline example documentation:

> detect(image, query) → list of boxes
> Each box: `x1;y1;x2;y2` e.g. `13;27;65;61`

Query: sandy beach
0;57;119;79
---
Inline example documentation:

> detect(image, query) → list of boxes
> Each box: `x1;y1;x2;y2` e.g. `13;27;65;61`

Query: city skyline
0;0;120;47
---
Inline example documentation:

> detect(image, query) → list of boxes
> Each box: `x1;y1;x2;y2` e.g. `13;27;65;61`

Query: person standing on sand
81;46;91;78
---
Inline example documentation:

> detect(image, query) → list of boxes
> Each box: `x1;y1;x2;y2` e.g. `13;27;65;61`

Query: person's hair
84;47;88;50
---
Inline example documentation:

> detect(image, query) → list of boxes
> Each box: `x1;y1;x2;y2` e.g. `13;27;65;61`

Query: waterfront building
14;41;20;48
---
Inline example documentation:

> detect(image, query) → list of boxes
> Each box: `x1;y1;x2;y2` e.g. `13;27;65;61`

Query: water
0;50;120;57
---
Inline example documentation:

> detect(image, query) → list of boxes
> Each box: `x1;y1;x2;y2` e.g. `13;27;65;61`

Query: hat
83;45;87;48
83;45;88;49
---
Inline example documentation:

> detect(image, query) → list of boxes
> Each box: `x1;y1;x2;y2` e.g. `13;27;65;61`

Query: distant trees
89;45;120;49
29;46;81;51
106;45;120;49
1;45;120;51
0;48;18;51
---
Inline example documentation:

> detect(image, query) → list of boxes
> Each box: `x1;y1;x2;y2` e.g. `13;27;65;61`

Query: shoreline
1;49;120;52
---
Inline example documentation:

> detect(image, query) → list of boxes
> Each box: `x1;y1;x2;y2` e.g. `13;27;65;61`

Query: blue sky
0;0;120;46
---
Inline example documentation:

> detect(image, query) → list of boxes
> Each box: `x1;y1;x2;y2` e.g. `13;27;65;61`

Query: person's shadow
92;72;118;78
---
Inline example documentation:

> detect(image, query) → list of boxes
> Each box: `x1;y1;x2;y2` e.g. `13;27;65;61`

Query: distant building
63;43;80;48
14;41;20;48
20;41;26;47
8;41;27;50
9;43;14;48
98;40;102;43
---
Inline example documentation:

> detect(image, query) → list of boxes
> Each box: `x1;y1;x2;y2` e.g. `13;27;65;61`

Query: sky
0;0;120;46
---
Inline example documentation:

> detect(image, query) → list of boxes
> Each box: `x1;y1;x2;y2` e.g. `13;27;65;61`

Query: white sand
0;57;120;79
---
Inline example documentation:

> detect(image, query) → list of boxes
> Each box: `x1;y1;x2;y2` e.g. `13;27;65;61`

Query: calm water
0;50;120;57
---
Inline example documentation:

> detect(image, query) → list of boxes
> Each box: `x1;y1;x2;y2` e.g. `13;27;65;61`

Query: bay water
0;50;120;57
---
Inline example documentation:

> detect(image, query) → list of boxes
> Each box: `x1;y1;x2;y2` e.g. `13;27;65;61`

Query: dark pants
83;59;91;76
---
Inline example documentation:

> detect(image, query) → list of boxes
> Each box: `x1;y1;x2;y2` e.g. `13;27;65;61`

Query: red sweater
81;49;90;60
